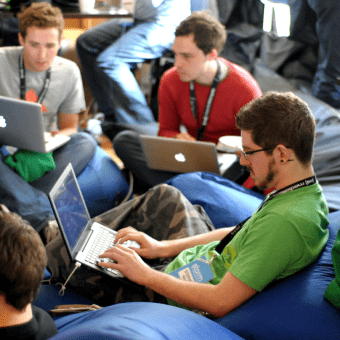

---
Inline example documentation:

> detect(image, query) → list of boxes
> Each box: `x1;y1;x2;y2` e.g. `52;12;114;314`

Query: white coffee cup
217;136;242;153
79;0;96;12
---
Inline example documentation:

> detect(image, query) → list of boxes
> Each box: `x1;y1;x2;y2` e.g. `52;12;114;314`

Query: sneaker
42;220;60;245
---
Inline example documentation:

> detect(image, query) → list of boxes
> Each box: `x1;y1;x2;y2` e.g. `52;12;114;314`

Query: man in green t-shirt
96;91;329;317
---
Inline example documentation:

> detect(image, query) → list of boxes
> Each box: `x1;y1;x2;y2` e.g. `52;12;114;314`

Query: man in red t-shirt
113;12;262;190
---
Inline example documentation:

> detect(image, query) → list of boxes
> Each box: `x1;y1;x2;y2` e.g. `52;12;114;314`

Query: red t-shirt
158;58;262;144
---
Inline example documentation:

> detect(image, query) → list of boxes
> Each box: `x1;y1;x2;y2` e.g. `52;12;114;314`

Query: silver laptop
48;163;140;279
0;95;70;153
140;135;221;175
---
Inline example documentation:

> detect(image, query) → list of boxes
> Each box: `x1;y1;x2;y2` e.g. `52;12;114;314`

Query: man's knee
150;183;181;198
71;131;97;153
113;130;140;155
76;30;90;51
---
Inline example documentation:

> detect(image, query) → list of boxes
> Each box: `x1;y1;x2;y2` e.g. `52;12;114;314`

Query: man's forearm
57;127;77;136
159;226;235;258
142;266;254;317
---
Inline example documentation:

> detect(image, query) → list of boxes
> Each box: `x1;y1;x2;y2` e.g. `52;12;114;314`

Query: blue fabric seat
33;284;94;316
76;145;130;217
50;302;243;340
166;172;265;228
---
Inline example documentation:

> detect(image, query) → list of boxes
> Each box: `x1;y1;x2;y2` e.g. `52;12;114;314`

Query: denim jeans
0;132;96;232
76;19;176;125
289;0;340;108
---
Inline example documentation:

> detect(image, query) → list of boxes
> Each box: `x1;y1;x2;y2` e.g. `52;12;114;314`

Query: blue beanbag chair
51;303;244;340
216;210;340;340
77;146;130;217
33;284;94;316
167;172;265;228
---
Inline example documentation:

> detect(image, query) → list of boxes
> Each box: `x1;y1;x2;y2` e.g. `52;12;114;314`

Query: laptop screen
50;165;90;251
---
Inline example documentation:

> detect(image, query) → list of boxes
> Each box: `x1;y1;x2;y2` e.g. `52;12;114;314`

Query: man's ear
208;48;218;60
275;144;291;163
18;33;24;46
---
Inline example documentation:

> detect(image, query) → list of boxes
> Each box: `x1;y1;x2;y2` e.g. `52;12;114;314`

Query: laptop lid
48;163;142;283
140;135;221;175
48;163;92;262
0;95;69;153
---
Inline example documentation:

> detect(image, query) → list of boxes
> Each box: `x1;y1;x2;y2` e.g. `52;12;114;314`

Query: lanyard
213;175;317;255
19;50;51;103
189;59;221;141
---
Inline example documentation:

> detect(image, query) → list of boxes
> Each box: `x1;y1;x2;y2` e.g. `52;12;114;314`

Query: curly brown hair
18;2;64;40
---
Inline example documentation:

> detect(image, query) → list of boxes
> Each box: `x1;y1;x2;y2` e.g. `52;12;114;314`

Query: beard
248;158;278;190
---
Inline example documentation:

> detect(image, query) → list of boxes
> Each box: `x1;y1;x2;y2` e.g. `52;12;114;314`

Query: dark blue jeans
76;19;176;125
0;132;96;232
289;0;340;108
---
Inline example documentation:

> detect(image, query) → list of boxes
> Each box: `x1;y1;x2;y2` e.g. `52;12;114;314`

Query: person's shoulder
266;183;328;220
162;66;179;79
220;58;262;93
0;46;21;60
51;56;80;71
51;56;82;81
32;305;58;338
221;58;256;81
160;66;183;88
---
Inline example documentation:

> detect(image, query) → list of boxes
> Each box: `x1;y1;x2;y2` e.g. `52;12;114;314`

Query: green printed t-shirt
165;183;329;308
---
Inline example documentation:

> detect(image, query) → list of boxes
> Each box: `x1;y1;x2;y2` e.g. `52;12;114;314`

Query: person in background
289;0;340;108
0;207;58;339
76;0;191;126
113;11;262;191
0;2;97;243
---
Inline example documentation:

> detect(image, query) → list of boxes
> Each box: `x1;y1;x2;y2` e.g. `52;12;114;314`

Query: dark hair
236;91;316;165
175;11;227;55
0;212;47;311
18;2;64;40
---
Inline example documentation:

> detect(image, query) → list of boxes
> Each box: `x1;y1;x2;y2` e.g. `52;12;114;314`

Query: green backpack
324;228;340;309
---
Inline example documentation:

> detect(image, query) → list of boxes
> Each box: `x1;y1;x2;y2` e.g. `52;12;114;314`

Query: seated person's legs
76;19;126;123
95;21;173;124
113;130;179;190
0;152;54;234
309;0;340;108
77;20;173;126
30;131;97;193
290;0;340;108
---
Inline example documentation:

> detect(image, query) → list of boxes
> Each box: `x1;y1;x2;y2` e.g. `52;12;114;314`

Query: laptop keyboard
85;228;129;276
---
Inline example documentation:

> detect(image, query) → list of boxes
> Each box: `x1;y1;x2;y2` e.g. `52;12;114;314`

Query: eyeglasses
241;147;276;161
241;146;294;162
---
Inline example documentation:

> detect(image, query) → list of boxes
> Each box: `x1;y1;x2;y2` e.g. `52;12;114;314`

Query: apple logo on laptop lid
0;116;7;128
175;153;186;162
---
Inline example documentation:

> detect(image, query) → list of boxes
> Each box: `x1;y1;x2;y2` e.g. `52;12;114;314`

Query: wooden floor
98;134;124;169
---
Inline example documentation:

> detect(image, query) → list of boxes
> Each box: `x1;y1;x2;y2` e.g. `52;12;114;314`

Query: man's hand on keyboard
113;226;165;259
98;244;152;285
